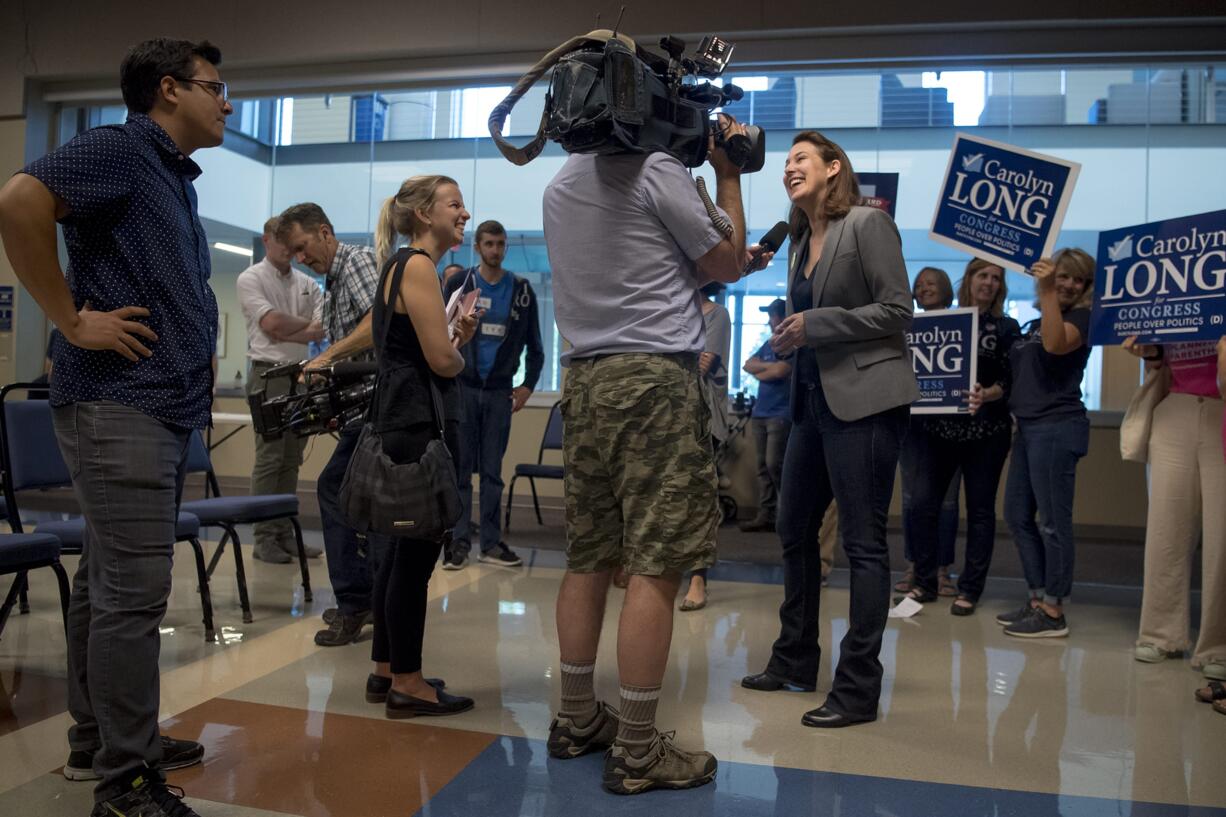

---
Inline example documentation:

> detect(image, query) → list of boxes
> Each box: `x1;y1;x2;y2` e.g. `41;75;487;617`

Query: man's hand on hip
65;304;158;362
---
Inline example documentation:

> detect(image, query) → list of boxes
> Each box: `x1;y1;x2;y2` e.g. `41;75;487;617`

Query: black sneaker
314;610;371;646
1004;608;1069;638
478;543;522;567
442;551;468;571
65;737;204;781
89;773;198;817
995;600;1040;626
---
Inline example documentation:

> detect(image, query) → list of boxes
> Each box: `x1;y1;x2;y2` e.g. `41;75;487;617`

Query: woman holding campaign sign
999;248;1095;639
741;132;918;729
896;267;961;597
1122;333;1225;687
902;260;1020;616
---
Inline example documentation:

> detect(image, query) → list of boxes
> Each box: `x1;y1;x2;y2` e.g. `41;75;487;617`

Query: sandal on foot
893;568;915;594
1195;680;1226;703
1214;699;1226;716
937;567;957;597
950;596;976;616
897;587;938;605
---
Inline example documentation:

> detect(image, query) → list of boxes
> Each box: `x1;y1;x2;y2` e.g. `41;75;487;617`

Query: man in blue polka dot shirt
0;38;233;817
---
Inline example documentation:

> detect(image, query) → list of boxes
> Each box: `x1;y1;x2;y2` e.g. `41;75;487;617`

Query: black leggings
370;420;458;675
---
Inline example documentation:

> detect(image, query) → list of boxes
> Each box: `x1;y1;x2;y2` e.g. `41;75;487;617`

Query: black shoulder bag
339;250;462;539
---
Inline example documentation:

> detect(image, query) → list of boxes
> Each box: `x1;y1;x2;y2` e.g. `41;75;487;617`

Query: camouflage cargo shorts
561;353;719;575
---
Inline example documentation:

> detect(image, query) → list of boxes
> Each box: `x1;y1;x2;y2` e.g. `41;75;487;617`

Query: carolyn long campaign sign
907;308;979;415
1089;209;1226;345
929;134;1080;273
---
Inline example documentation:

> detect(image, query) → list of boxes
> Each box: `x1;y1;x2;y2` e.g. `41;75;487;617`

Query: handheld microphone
743;221;789;275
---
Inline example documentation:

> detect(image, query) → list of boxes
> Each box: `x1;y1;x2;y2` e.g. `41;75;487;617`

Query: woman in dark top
999;248;1095;639
903;259;1020;615
365;174;479;718
896;267;961;596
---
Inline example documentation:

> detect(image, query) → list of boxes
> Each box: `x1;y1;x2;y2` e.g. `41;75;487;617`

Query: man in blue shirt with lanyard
0;38;230;817
740;298;793;532
442;220;544;569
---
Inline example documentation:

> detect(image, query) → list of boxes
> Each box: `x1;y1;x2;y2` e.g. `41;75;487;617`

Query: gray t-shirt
543;152;727;364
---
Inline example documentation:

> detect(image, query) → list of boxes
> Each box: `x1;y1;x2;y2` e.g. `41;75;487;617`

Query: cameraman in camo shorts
541;116;767;795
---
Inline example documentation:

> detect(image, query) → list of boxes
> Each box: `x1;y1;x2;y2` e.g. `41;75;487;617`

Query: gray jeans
53;401;191;801
247;360;308;553
751;416;791;520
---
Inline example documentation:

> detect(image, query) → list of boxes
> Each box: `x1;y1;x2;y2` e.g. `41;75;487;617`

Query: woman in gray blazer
741;131;919;727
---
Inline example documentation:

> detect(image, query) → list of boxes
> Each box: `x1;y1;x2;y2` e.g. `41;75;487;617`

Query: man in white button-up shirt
236;216;324;562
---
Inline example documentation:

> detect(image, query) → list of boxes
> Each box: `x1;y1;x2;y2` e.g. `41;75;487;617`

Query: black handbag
339;250;462;539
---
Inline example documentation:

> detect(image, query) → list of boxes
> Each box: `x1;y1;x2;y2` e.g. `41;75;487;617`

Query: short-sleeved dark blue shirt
750;339;791;419
21;113;218;430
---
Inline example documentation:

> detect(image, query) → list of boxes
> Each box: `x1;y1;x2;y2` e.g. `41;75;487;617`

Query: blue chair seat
514;463;564;480
37;512;202;547
180;494;299;525
0;532;62;565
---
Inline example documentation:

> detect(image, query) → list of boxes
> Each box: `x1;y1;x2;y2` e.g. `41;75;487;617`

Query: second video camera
247;360;376;441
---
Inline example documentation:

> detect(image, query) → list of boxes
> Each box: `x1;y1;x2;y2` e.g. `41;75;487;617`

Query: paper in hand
446;283;480;348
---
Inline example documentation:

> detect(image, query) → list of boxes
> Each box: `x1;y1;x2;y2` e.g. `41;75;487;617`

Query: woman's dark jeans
900;419;959;567
1003;416;1090;604
908;427;1012;602
766;378;907;718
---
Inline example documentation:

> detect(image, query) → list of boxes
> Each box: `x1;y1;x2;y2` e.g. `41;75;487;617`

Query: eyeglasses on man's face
175;77;229;104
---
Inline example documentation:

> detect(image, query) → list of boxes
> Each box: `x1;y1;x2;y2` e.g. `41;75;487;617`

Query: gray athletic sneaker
547;702;619;759
602;731;717;795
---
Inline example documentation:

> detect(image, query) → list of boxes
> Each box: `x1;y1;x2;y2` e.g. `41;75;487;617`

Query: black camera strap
488;28;637;166
372;248;447;439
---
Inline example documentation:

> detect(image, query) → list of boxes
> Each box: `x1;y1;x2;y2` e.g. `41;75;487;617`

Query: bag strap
375;248;447;438
487;29;638;166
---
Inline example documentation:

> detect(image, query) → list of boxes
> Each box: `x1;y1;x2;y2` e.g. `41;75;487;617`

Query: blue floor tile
416;735;1226;817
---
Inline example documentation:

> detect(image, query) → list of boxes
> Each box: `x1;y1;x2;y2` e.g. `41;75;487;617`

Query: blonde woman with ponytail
365;175;481;719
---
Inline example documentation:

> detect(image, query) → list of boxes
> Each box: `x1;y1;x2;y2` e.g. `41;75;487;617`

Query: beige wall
206;396;1149;531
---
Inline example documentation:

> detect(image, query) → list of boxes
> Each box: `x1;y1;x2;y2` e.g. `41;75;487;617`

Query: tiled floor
1;532;1224;816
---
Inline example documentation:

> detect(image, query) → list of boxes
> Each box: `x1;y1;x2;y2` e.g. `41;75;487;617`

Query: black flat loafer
365;674;446;703
801;705;875;728
385;688;474;719
741;671;815;693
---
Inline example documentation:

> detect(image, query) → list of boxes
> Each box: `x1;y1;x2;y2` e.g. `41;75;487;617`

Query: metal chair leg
187;538;216;643
18;573;29;614
504;475;518;533
206;528;232;577
51;560;71;640
0;574;21;641
227;525;253;624
289;517;312;603
529;478;543;526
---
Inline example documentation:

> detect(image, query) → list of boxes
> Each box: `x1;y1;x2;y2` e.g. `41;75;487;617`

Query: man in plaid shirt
277;203;380;646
